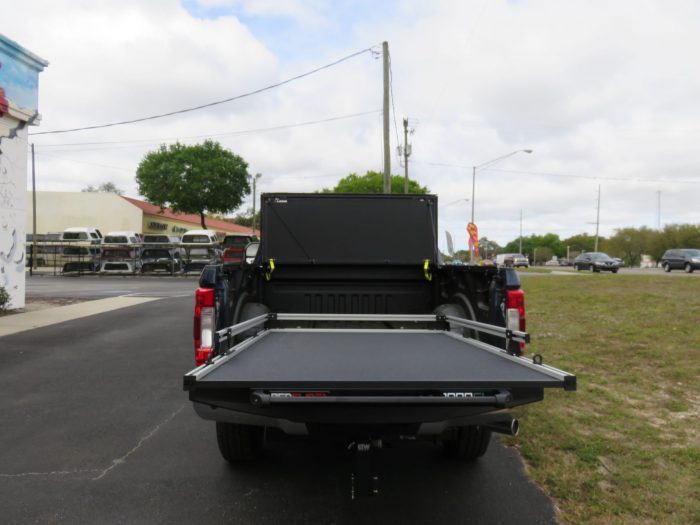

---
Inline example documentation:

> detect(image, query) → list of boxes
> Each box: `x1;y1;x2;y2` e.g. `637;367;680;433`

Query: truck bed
185;329;574;391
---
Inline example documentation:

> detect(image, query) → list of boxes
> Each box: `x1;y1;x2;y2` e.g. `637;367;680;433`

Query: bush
0;286;9;313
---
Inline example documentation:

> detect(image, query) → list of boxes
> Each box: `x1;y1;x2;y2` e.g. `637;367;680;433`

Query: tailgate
184;314;575;407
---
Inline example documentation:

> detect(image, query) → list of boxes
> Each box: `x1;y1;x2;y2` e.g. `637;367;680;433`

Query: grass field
505;273;699;524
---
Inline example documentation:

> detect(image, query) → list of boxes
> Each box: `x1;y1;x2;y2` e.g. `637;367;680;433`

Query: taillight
223;247;244;262
506;288;526;354
194;287;216;365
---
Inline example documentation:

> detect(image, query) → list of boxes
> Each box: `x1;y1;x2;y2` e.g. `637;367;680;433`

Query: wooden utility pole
252;173;261;236
403;117;409;193
31;143;37;270
594;184;601;251
382;41;391;193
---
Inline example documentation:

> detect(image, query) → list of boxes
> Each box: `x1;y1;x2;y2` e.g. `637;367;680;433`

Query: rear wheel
216;422;265;462
685;263;694;273
663;262;671;273
442;426;492;461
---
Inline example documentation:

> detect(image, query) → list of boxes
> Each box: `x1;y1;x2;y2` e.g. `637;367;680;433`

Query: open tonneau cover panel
184;314;576;402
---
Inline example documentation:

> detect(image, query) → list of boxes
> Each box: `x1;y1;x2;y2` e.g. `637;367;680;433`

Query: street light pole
470;149;532;226
469;149;532;262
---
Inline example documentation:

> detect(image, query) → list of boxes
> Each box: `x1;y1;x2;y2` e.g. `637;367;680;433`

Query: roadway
1;278;559;524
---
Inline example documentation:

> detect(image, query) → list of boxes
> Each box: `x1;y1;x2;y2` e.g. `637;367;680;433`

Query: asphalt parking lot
0;277;559;524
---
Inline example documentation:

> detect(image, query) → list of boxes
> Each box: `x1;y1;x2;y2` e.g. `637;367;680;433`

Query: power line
31;46;377;136
33;110;381;151
421;161;700;185
486;167;700;185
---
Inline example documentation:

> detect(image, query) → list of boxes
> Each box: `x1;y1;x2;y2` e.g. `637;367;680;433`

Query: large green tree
324;170;429;194
136;140;250;229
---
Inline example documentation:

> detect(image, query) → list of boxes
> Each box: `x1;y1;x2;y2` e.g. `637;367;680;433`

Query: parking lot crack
91;403;185;481
0;468;102;480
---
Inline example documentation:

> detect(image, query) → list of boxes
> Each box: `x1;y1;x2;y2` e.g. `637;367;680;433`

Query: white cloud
2;0;698;247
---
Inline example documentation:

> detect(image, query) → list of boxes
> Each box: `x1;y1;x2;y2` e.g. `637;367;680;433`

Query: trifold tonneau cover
184;314;576;405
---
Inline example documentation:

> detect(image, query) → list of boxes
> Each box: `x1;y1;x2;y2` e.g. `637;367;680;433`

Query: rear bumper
189;385;539;436
192;399;527;436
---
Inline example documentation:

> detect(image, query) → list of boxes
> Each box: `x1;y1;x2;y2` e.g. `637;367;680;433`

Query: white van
100;231;143;273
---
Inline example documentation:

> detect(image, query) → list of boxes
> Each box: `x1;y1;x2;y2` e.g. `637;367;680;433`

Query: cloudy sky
3;0;699;250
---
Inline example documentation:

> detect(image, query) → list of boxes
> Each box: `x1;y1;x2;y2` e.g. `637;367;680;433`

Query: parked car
660;249;700;273
573;252;619;273
496;253;529;268
141;248;183;273
220;234;255;263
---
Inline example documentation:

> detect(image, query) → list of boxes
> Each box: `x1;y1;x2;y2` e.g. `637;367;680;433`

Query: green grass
504;274;700;524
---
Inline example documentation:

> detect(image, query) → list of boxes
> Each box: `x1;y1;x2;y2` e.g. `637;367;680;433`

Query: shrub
0;286;10;312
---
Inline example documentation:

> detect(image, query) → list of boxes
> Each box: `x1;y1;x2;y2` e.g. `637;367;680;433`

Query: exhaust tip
510;418;520;436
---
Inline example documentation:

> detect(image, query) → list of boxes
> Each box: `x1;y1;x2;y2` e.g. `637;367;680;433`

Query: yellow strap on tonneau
265;259;275;281
423;259;432;281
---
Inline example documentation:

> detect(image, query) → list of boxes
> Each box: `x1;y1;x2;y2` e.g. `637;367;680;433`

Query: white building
0;34;48;310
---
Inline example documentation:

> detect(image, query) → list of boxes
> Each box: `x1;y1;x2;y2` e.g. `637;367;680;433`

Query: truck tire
442;425;492;461
235;301;271;341
216;422;264;462
442;294;480;341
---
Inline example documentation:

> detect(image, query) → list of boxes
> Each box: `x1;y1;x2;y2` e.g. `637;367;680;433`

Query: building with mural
0;34;48;310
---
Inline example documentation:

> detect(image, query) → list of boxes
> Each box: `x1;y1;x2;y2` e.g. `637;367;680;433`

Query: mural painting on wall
0;35;48;307
0;149;23;290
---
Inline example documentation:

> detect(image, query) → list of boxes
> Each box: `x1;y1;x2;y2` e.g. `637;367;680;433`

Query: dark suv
660;249;700;273
573;252;619;273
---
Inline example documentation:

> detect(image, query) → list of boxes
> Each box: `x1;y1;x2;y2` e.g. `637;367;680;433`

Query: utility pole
31;143;37;271
519;209;523;254
402;117;412;193
594;184;601;252
251;173;261;236
657;190;661;229
382;41;391;194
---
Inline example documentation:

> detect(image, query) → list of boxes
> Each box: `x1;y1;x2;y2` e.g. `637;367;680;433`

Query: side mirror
245;242;260;262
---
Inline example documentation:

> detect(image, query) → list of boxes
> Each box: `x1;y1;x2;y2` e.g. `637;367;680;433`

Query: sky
2;0;699;252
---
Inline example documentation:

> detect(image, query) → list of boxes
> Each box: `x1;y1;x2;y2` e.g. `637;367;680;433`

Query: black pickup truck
184;193;575;496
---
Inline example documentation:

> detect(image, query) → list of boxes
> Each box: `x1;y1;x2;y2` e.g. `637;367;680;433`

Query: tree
136;140;250;229
602;226;656;267
323;170;429;194
230;210;260;228
562;233;597;255
479;237;501;259
82;181;124;195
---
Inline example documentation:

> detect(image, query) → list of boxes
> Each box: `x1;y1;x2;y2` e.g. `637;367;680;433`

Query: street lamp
470;149;532;225
251;173;262;236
